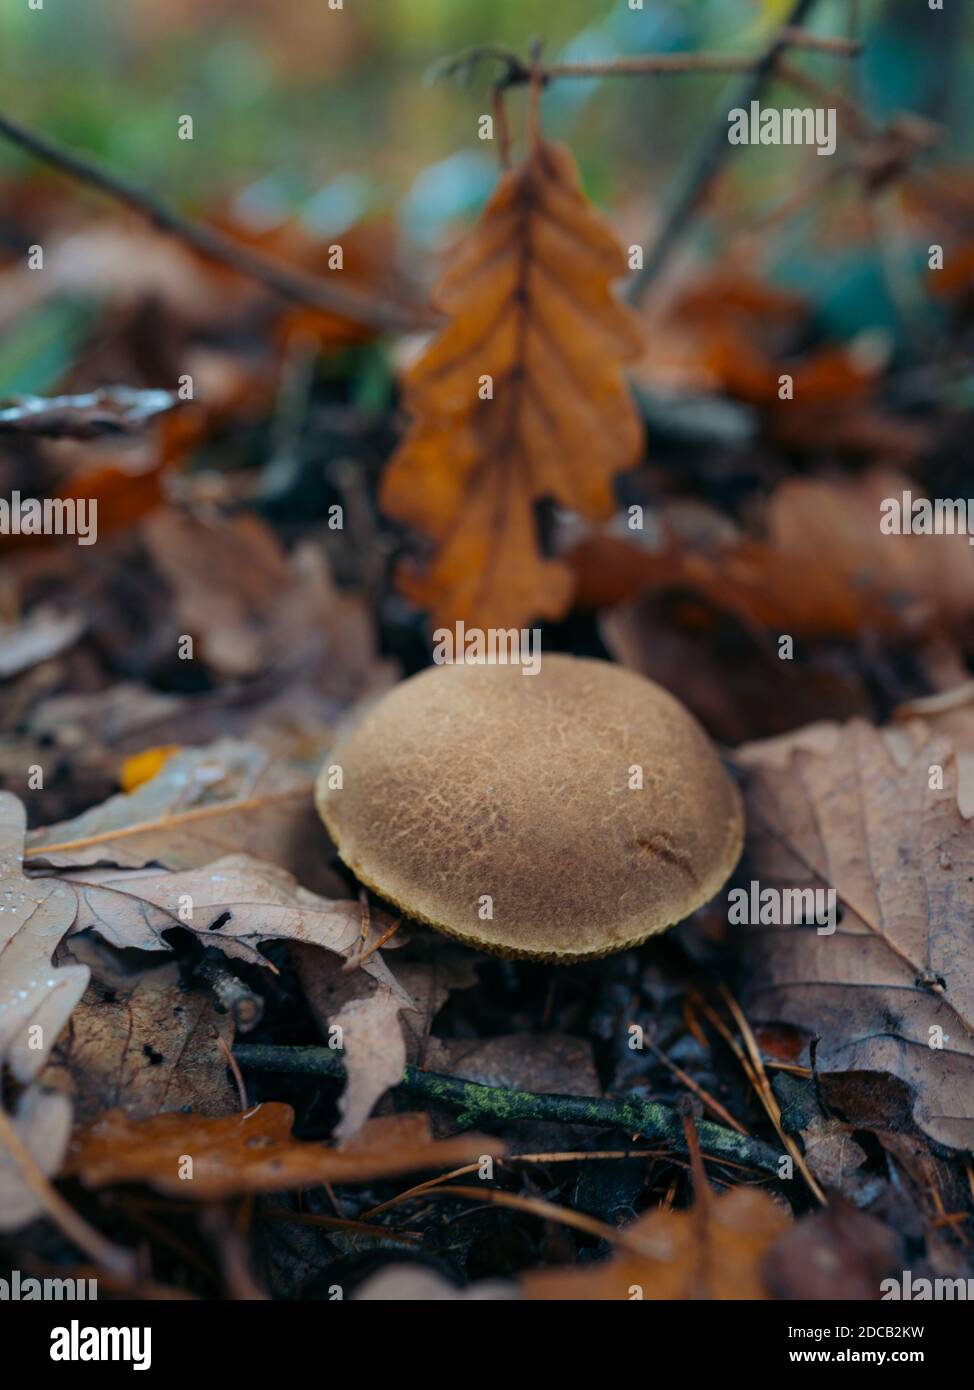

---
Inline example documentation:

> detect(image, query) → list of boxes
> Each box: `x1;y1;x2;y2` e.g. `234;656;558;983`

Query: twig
628;0;822;301
435;31;858;91
195;952;263;1032
232;1043;783;1177
213;1030;249;1110
0;112;422;334
416;1182;671;1258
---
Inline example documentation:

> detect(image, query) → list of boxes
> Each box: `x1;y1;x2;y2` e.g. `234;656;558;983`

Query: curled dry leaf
61;853;407;980
522;1186;789;1300
66;1106;505;1198
294;944;418;1140
734;719;974;1150
142;509;377;684
381;138;644;630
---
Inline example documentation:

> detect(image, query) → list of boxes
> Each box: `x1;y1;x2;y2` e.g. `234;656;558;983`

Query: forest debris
294;942;418;1139
762;1203;900;1300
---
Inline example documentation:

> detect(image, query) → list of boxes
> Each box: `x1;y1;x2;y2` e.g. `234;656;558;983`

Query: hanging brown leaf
381;138;644;629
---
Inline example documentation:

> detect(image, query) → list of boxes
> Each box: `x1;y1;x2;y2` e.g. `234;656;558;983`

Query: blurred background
2;0;973;387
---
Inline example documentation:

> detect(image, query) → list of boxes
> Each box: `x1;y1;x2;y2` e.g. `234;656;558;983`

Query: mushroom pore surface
316;655;743;961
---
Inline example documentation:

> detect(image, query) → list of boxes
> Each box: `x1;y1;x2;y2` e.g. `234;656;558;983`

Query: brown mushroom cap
316;655;743;962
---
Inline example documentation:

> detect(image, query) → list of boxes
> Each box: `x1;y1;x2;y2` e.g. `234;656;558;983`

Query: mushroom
316;655;743;962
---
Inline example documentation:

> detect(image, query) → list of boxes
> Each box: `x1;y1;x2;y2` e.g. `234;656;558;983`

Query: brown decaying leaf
142;509;377;684
522;1186;789;1300
571;471;974;641
40;939;237;1127
734;719;974;1150
66;1106;504;1198
381;138;644;629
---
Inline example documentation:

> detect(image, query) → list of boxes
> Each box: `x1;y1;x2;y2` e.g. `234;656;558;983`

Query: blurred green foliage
0;0;971;332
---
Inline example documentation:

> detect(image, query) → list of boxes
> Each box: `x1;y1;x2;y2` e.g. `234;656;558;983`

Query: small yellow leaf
119;746;181;793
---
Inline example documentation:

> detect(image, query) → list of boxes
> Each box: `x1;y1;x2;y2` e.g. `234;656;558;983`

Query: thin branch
628;0;823;302
0;112;423;334
233;1043;783;1177
436;31;858;91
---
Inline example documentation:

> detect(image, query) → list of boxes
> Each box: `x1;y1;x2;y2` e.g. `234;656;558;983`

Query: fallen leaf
0;793;88;1083
570;471;974;641
25;739;333;893
293;943;478;1139
734;719;974;1150
381;137;644;629
0;610;85;681
66;1105;504;1198
61;853;408;984
0;387;179;439
294;943;418;1139
762;1202;900;1300
0;793;87;1228
522;1186;789;1300
119;745;181;793
39;937;237;1126
0;1087;72;1232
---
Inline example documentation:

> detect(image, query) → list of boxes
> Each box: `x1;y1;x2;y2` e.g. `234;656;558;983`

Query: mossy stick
233;1043;783;1177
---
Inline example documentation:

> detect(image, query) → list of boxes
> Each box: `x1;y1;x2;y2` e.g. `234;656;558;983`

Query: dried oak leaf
381;138;644;630
66;1106;503;1198
24;739;341;897
0;793;87;1228
734;719;974;1150
0;794;88;1084
522;1186;788;1300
